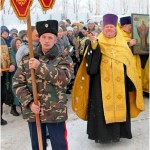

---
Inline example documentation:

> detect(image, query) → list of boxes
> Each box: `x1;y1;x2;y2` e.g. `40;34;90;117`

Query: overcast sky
1;0;149;26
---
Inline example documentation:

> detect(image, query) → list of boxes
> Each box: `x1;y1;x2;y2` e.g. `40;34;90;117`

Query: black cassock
86;43;133;143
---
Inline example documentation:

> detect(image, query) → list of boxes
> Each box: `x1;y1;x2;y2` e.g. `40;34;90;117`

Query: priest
72;14;144;144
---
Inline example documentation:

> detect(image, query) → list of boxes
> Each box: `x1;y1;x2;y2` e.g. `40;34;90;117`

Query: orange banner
10;0;33;20
0;0;5;10
39;0;56;11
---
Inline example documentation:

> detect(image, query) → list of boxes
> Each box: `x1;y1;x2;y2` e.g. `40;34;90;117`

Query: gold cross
110;49;115;57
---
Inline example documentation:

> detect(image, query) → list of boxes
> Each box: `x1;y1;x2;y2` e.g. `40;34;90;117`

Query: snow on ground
1;95;149;150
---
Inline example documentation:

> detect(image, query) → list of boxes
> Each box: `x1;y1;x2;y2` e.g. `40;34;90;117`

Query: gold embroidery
117;95;122;99
16;0;27;6
110;49;115;57
106;95;111;100
99;32;144;124
116;77;121;82
105;77;109;82
103;59;108;63
115;61;119;64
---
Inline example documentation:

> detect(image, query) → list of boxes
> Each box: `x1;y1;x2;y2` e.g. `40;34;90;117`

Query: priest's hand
129;39;136;46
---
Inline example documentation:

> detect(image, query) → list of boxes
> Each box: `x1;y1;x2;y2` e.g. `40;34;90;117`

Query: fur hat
120;16;131;26
103;14;118;27
18;30;27;39
36;20;58;37
0;26;9;35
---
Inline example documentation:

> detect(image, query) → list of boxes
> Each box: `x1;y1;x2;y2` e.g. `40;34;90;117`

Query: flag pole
27;9;43;150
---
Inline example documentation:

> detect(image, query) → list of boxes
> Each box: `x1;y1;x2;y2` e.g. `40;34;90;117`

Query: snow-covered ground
1;95;149;150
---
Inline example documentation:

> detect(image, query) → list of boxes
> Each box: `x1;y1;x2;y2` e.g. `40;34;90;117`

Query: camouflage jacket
12;45;74;123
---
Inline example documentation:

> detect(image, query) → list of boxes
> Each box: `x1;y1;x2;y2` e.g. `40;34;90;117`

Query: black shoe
1;118;7;125
10;109;20;116
66;90;71;94
68;86;72;90
95;140;111;144
68;83;73;90
143;92;149;98
10;105;20;116
46;135;50;139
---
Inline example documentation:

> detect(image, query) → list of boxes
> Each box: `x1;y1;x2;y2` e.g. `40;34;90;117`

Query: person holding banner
118;16;143;112
12;20;73;150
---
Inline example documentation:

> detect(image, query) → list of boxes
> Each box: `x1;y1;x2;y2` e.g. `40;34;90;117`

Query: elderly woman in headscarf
9;37;22;116
56;26;70;53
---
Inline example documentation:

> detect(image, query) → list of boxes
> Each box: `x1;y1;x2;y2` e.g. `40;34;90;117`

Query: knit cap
67;26;73;32
58;26;63;31
0;26;9;35
66;19;71;25
10;28;18;35
18;30;27;39
87;19;95;24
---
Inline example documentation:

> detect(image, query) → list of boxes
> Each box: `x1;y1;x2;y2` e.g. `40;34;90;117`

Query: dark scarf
34;44;59;60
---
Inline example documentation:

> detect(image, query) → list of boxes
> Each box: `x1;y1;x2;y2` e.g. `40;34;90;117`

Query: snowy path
1;95;149;150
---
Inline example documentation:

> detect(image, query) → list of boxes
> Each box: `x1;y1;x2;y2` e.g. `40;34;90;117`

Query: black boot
66;89;71;94
10;105;20;116
1;118;7;125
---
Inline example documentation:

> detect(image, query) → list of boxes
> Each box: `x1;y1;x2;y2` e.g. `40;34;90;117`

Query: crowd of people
0;13;149;150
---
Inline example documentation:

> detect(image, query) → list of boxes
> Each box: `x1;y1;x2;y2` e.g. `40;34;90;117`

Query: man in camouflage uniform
12;20;73;150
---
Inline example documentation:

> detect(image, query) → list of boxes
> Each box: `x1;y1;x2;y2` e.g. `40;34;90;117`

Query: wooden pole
27;10;43;150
